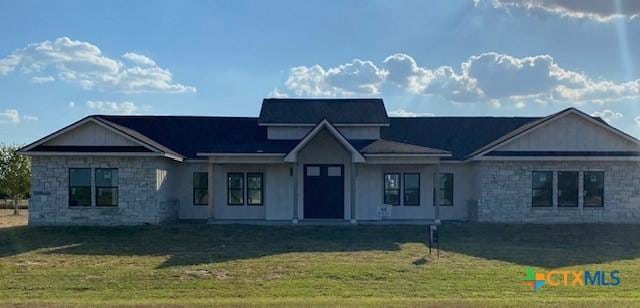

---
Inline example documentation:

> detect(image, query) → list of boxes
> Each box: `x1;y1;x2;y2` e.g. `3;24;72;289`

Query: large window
532;171;553;207
227;173;244;205
247;173;264;205
403;173;420;206
69;168;91;207
384;173;401;206
584;171;604;207
95;169;118;206
193;172;208;205
558;171;578;207
435;173;454;206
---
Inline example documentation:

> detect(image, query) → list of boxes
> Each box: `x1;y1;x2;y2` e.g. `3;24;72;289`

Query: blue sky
1;0;640;144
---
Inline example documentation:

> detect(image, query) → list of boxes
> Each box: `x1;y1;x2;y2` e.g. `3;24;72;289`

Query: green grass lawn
1;215;640;307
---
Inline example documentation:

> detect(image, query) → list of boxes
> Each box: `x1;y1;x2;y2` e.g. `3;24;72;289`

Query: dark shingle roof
96;115;542;160
97;116;298;158
259;98;389;125
358;139;450;155
381;117;541;160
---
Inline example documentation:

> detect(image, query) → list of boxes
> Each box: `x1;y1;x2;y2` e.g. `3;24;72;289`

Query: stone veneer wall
29;156;179;225
478;161;640;223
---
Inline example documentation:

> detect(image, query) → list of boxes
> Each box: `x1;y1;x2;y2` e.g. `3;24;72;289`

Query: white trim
364;153;451;157
283;119;366;163
258;123;389;127
18;151;165;157
474;156;640;162
197;153;285;157
467;108;640;160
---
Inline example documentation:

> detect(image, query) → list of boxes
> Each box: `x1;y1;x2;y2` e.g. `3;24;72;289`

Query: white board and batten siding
496;113;639;152
267;126;380;140
43;122;139;147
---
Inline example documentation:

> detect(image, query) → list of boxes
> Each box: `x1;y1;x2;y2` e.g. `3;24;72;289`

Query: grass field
1;211;639;306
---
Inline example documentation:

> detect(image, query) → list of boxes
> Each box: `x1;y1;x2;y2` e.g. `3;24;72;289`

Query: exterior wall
354;163;476;221
267;126;380;140
497;113;638;151
176;162;293;220
213;164;267;219
176;162;209;219
29;156;179;226
478;161;640;223
44;122;138;146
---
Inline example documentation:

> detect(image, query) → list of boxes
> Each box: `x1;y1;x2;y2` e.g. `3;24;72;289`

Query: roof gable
259;98;389;125
284;119;365;162
468;108;640;159
20;117;172;158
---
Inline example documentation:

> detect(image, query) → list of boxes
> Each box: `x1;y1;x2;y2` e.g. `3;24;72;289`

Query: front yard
1;212;639;306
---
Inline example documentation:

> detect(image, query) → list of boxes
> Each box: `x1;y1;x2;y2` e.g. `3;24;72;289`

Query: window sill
68;206;91;209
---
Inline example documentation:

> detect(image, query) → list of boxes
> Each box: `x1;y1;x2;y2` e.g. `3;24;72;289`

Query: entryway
303;164;345;219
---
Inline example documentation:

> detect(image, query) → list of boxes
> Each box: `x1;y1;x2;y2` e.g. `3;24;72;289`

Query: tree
0;145;30;215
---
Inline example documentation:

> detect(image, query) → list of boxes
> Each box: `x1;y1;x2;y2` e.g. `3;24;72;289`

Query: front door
304;164;344;219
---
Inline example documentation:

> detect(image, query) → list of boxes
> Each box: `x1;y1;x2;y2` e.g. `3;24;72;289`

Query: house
19;98;640;225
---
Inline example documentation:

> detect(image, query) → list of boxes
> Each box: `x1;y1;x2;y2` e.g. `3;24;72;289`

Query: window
558;171;578;207
584;171;604;207
69;168;91;207
403;173;420;206
227;173;244;205
247;173;264;205
532;171;553;207
306;166;320;176
95;169;118;206
327;166;342;177
193;172;208;205
384;173;400;206
435;173;454;206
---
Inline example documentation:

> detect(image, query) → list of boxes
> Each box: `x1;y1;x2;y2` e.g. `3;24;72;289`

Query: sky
1;0;640;144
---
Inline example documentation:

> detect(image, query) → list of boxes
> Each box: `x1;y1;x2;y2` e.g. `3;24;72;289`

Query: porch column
350;162;357;224
292;162;299;223
208;163;215;220
433;163;441;224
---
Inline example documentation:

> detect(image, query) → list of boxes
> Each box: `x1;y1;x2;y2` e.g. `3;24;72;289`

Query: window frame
227;172;245;206
68;168;92;207
557;171;579;208
531;171;553;208
383;173;401;206
403;173;421;206
434;173;454;207
193;172;208;206
583;171;605;208
246;172;264;206
95;168;119;207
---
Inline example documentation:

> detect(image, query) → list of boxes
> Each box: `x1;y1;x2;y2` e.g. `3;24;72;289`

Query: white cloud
284;59;386;97
267;88;289;98
22;115;39;121
591;109;623;123
68;101;75;108
481;0;640;22
388;109;435;117
0;37;196;93
0;109;20;124
279;52;640;106
30;75;55;84
635;115;640;127
122;52;156;66
85;100;139;115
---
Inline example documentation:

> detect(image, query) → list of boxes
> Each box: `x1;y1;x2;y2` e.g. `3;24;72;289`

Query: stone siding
29;156;179;225
478;161;640;223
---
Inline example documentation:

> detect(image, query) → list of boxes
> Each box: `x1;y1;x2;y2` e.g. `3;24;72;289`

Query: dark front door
304;164;344;219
